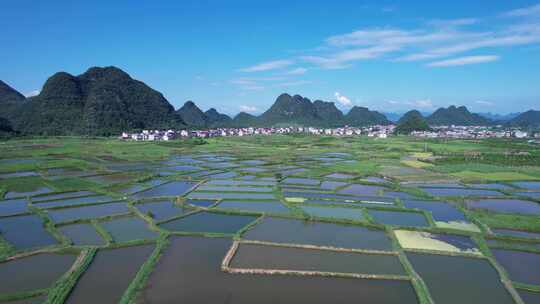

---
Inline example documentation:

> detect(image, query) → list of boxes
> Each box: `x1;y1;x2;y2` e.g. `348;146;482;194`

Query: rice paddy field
0;135;539;303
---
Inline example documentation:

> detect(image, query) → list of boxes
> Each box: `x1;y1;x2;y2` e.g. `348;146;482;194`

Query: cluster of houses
411;125;537;139
120;125;393;141
120;124;537;141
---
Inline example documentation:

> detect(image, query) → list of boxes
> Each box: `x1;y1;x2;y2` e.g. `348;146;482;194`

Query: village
120;124;539;141
120;125;393;141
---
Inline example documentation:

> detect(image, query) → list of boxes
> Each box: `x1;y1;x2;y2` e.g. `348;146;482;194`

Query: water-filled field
0;136;539;303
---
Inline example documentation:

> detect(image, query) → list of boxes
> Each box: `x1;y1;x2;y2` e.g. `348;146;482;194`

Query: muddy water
135;200;192;221
491;249;540;285
466;199;540;215
407;253;514;304
101;217;158;243
58;223;105;246
243;217;393;251
0;215;57;249
368;210;429;227
66;245;154;304
0;253;76;294
139;236;418;304
159;212;257;234
231;243;406;275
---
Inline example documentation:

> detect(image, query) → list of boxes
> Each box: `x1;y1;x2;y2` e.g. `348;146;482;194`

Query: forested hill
506;110;540;128
0;80;26;122
427;105;492;126
13;67;185;136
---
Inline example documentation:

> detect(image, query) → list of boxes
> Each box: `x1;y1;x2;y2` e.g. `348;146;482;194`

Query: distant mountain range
477;112;521;121
1;66;538;136
385;111;521;123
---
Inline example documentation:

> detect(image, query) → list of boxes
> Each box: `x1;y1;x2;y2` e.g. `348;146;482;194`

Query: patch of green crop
467;210;540;231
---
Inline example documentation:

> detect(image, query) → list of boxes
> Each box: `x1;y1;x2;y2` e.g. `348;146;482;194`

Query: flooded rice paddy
58;223;105;246
466;198;540;215
135;200;193;221
34;194;116;209
215;200;290;214
65;245;154;304
46;202;129;223
407;253;515;304
0;215;57;249
131;181;196;199
300;205;365;221
101;217;158;243
368;210;430;227
188;192;275;199
0;253;76;294
518;289;540;304
402;200;467;223
139;236;418;304
421;187;504;197
491;249;540;285
512;181;540;190
159;212;258;234
0;198;29;217
243;217;393;251
230;243;406;275
5;187;52;199
1;147;539;303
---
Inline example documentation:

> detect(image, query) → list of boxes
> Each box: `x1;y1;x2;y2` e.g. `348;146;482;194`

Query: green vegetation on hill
259;93;322;126
257;93;390;127
312;99;344;126
14;67;185;136
394;110;431;134
507;110;540;128
0;80;26;122
176;101;208;128
205;108;232;127
345;106;391;126
427;105;491;126
0;117;14;132
231;112;259;127
0;117;16;139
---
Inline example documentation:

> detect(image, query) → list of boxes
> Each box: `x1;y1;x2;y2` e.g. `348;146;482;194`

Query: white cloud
413;99;434;108
302;45;400;69
239;105;258;112
25;90;40;97
428;18;478;28
236;4;540;72
325;28;467;48
475;100;494;106
387;99;434;108
239;60;294;72
504;4;540;17
334;92;353;107
427;55;499;67
400;27;540;62
284;67;308;75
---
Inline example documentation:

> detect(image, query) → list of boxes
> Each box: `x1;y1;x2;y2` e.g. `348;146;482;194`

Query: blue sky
1;1;540;115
